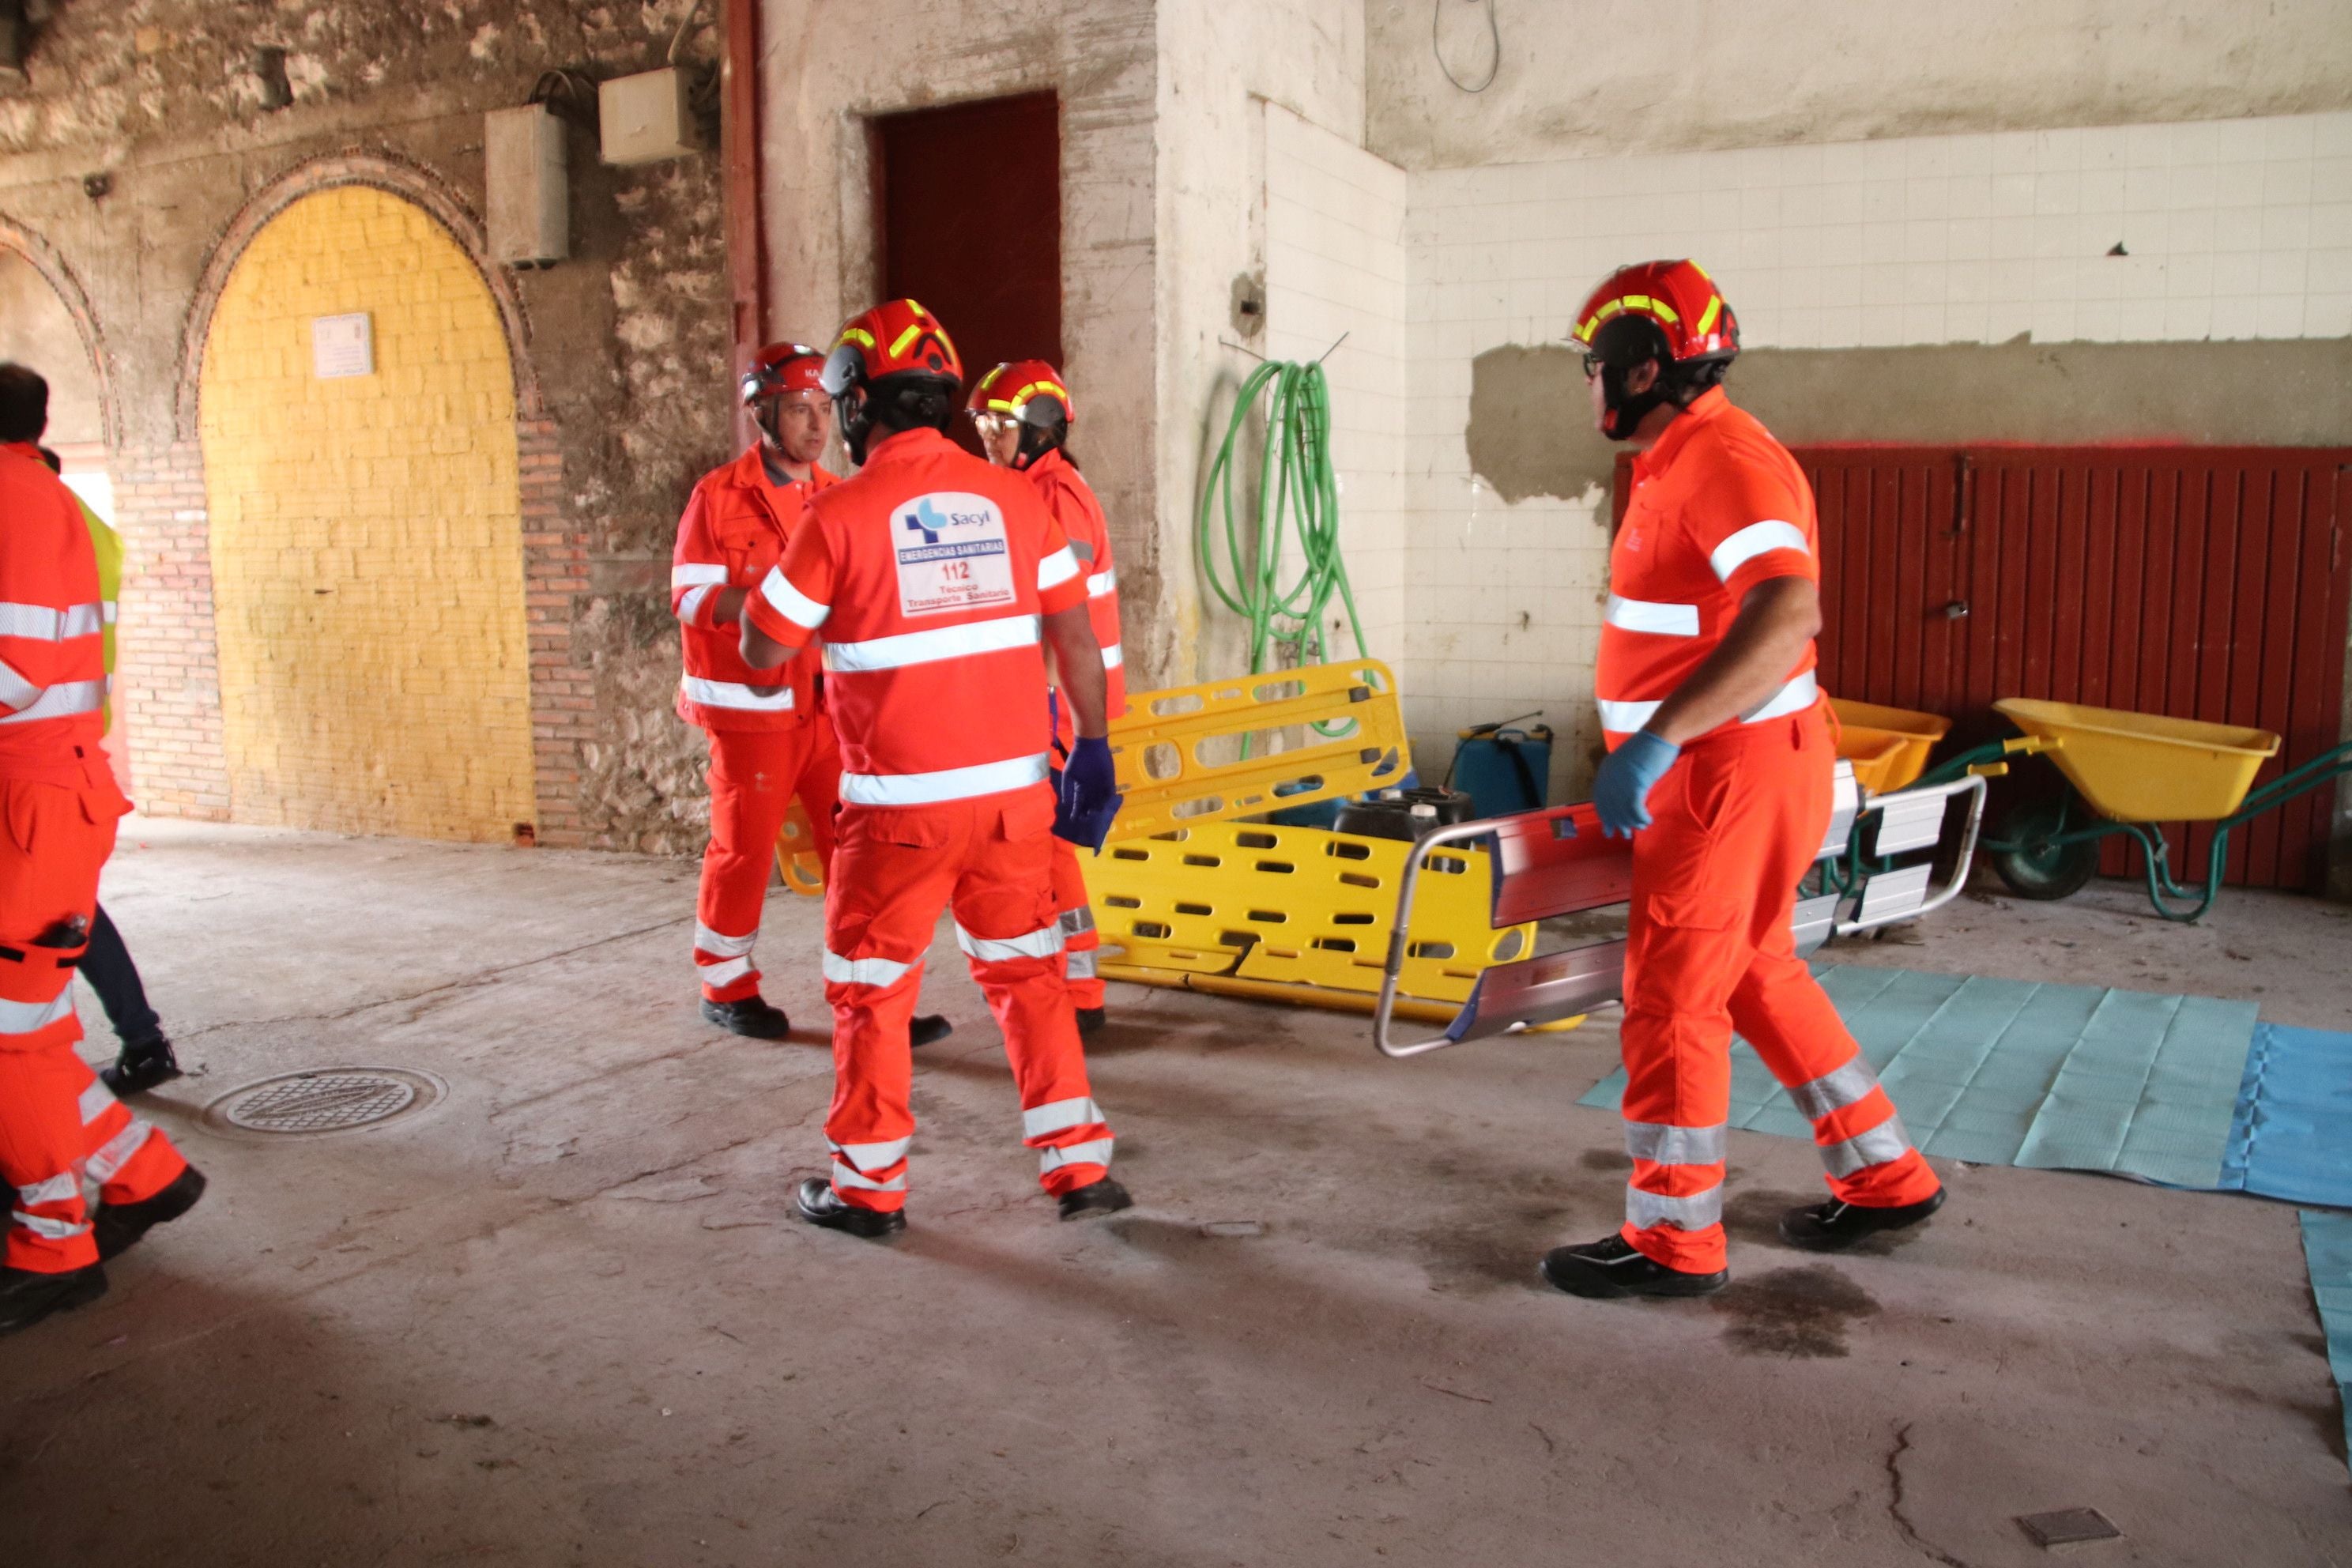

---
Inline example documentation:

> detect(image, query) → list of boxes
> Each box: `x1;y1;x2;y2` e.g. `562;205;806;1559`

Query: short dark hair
0;364;49;444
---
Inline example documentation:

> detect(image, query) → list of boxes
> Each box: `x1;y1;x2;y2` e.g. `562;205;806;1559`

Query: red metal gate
1614;446;2352;891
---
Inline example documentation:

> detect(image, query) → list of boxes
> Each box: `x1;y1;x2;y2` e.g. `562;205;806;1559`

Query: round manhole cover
202;1068;445;1139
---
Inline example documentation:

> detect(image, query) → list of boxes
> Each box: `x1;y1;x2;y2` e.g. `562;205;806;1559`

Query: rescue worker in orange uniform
0;364;205;1336
1538;266;1946;1300
671;342;948;1046
741;301;1129;1236
967;361;1125;1035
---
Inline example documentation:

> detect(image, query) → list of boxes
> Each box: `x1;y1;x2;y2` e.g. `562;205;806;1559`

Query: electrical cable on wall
1197;356;1370;741
1433;0;1500;94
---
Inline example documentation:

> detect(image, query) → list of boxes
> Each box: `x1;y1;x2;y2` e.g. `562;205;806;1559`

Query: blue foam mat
2221;1025;2352;1208
1577;965;2257;1189
2300;1211;2352;1477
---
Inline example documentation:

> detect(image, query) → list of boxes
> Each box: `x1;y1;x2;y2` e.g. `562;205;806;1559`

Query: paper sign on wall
312;313;374;379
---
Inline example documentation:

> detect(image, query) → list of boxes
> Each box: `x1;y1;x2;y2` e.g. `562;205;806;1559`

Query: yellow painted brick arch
199;186;535;842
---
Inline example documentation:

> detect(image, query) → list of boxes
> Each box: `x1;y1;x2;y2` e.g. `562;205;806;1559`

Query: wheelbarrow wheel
1989;796;2100;901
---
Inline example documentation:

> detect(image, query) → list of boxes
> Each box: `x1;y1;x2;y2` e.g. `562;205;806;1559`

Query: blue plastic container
1449;724;1551;818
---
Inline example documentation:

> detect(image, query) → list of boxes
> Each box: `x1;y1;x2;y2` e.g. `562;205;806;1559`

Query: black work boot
1779;1188;1946;1252
793;1176;904;1238
94;1166;208;1262
1540;1234;1728;1298
1076;1006;1106;1038
100;1037;183;1097
0;1264;108;1336
1057;1178;1133;1221
701;996;791;1039
910;1015;953;1049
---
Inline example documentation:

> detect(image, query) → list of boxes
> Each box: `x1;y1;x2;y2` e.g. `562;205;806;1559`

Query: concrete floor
2;820;2347;1567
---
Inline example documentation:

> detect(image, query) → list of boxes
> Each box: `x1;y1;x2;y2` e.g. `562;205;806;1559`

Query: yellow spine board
1105;659;1412;842
1082;820;1535;1005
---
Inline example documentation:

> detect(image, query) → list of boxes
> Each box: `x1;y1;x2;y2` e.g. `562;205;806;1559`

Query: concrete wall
0;0;737;850
1368;0;2352;170
753;0;1159;667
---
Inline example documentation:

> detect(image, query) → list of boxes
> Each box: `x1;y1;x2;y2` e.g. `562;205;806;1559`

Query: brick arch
173;150;545;441
0;213;121;449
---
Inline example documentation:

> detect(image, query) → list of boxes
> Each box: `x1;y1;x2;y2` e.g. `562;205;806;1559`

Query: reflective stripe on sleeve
821;950;917;989
1039;1136;1114;1174
1057;906;1096;936
85;1119;153;1183
101;601;117;625
1787;1053;1883;1121
1087;568;1117;598
1099;642;1124;670
822;613;1039;673
671;563;729;589
676;584;714;623
0;601;106;640
956;922;1065;963
1604;594;1700;637
839;752;1050;807
11;1210;89;1241
1821;1114;1917;1178
1038;546;1080;592
1625;1183;1724;1231
1022;1097;1103;1140
0;679;104;724
1065;948;1099;981
680;676;794;711
694;923;757;959
0;993;75;1037
1623;1121;1727;1166
1708;519;1811;583
78;1079;115;1125
756;566;831;631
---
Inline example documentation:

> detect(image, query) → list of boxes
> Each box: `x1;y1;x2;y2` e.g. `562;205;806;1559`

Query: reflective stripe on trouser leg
953;795;1106;1196
818;801;974;1212
0;1023;102;1273
1785;1049;1938;1202
1050;836;1105;1011
79;1065;190;1206
697;726;810;1003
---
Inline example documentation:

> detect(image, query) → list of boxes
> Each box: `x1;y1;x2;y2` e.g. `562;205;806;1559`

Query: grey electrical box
598;67;699;165
486;104;568;266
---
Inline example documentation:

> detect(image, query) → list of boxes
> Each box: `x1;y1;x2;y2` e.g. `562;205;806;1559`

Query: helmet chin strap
1600;362;1673;443
835;388;873;465
1013;422;1061;469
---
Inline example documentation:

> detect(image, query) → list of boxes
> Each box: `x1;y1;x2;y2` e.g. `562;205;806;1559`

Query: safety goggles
969;409;1022;439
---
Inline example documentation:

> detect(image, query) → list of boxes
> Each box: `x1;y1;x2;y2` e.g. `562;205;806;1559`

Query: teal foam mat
1577;966;2257;1189
2300;1211;2352;1477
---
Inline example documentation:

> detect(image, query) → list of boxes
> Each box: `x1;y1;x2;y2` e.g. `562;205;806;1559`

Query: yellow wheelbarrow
1926;698;2346;922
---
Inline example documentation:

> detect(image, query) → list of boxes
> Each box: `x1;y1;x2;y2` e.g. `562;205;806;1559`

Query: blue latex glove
1053;735;1123;850
1592;729;1680;838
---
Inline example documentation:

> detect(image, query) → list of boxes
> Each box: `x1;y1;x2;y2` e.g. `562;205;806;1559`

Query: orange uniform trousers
694;716;842;1003
819;785;1112;1213
1048;839;1105;1012
1617;703;1941;1274
0;770;188;1274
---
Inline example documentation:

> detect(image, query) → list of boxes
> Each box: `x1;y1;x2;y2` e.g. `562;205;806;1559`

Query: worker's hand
1592;729;1680;838
1054;736;1122;850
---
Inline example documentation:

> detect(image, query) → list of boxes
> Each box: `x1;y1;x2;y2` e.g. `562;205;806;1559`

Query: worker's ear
1624;360;1660;397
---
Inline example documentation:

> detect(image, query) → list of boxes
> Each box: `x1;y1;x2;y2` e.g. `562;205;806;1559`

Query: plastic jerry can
1449;722;1552;818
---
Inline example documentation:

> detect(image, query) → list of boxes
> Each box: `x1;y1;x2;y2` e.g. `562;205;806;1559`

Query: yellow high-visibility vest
73;494;120;729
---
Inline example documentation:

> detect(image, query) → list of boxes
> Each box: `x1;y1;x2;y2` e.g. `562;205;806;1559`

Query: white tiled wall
1262;105;1409;671
1396;110;2352;798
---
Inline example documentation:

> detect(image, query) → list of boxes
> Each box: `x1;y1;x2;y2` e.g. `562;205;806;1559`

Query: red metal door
1795;446;2352;893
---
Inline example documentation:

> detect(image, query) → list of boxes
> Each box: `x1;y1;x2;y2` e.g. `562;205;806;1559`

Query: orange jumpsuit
0;443;190;1276
744;427;1113;1213
672;447;843;1004
1025;449;1125;1012
1597;389;1941;1276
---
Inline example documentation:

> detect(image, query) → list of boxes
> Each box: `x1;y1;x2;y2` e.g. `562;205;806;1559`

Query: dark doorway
874;91;1062;453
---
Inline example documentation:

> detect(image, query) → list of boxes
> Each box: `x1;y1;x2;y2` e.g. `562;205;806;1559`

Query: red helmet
1570;258;1738;366
739;342;826;406
967;360;1073;422
1572;259;1739;441
819;298;962;398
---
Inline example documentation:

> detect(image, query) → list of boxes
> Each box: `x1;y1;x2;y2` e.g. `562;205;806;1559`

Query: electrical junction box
486;104;569;266
599;66;699;165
